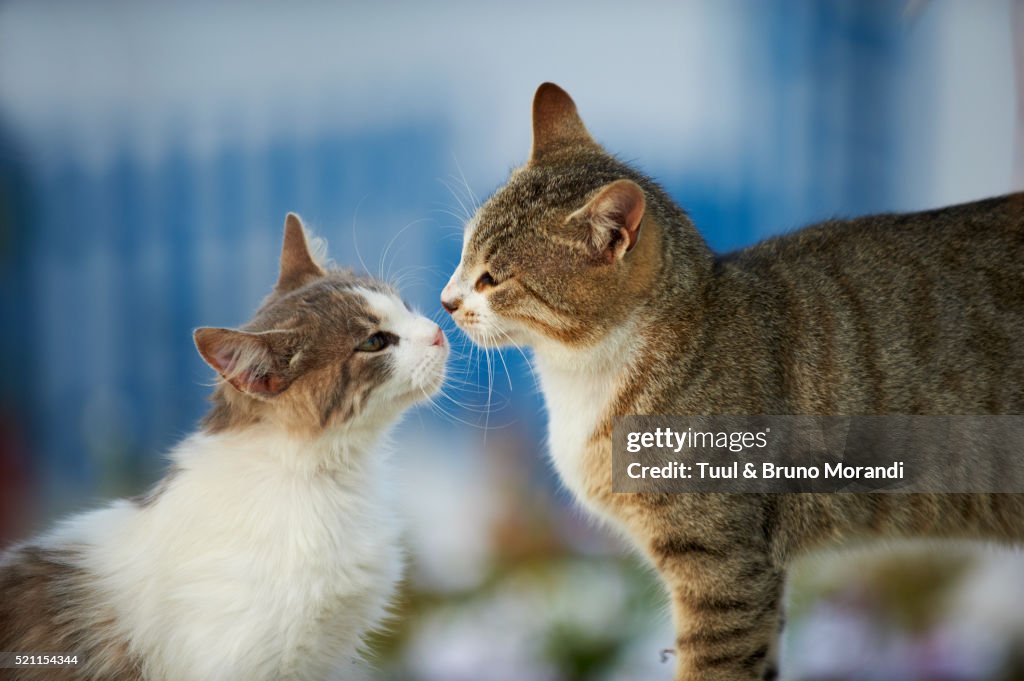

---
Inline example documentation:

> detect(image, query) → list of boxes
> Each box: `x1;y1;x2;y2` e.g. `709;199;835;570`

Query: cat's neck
529;319;641;516
533;317;637;378
177;419;391;479
532;316;643;424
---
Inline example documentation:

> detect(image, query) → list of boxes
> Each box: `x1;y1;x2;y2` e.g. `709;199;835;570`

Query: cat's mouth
452;317;499;348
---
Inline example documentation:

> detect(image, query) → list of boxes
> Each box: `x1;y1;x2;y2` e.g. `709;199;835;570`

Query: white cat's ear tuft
277;213;325;293
530;82;597;162
194;327;293;397
573;179;646;261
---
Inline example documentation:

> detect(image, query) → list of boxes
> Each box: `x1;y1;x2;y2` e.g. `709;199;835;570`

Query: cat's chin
392;370;446;407
411;373;445;401
369;390;438;423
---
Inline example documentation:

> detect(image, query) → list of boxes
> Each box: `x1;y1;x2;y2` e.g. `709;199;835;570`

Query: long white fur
42;428;399;681
531;324;638;531
535;354;615;502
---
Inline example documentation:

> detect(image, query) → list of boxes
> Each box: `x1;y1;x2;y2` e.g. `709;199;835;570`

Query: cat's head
442;83;708;356
195;214;447;437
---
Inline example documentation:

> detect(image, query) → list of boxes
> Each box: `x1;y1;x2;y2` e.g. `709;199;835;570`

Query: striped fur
444;83;1024;680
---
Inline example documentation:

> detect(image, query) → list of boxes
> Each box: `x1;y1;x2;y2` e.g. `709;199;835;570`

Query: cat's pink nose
431;327;446;346
441;283;462;314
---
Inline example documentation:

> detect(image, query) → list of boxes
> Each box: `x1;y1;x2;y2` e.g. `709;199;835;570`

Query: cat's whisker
349;194;373;277
442;174;472;212
439;362;485;389
431;215;466;231
493;327;530;364
389;264;450;291
439;348;511;413
493;327;542;395
437;177;473;223
436;384;486;401
422;399;485;429
432;222;466;239
378;217;433;283
452;327;479;384
423;205;471;232
481;330;501;449
419;389;498;429
423;313;509;417
434;386;507;415
429;205;474;225
451;154;482;213
439;364;493;395
490;334;515;394
460;335;482;383
388;272;432;295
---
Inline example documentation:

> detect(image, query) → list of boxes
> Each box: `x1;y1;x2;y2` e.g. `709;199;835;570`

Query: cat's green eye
475;272;497;292
356;332;393;353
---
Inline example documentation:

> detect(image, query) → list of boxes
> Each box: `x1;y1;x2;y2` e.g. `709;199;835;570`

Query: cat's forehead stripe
465;225;507;266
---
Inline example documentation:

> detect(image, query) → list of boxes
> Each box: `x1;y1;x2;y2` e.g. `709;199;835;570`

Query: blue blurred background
1;2;1023;680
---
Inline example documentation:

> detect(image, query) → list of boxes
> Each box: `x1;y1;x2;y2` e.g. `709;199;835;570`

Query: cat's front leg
656;540;784;681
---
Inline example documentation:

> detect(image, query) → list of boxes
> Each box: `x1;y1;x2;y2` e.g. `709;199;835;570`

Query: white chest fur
48;428;401;681
536;359;616;505
532;328;637;534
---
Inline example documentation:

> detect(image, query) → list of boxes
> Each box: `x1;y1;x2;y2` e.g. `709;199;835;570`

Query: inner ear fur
194;327;295;398
572;179;646;260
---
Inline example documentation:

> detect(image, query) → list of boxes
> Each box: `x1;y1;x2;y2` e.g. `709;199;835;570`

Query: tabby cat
1;214;448;680
441;83;1024;681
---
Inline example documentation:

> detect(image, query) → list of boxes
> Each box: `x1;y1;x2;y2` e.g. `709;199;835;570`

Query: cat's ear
530;82;597;162
571;179;646;261
194;327;294;397
277;213;324;293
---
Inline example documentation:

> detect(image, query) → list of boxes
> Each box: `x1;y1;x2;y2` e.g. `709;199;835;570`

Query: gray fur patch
0;545;143;680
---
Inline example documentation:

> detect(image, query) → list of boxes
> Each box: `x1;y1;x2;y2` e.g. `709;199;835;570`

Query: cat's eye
356;332;394;353
475;272;497;292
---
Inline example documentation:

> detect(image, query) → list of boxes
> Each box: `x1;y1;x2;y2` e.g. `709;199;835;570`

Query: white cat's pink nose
431;327;446;347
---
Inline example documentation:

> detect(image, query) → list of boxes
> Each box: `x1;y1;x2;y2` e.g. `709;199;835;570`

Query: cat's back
725;192;1023;277
695;193;1024;414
